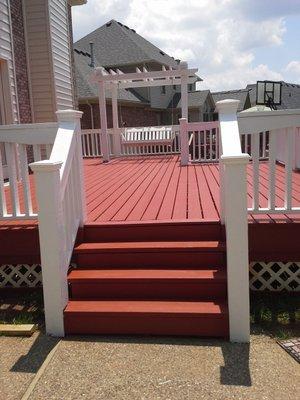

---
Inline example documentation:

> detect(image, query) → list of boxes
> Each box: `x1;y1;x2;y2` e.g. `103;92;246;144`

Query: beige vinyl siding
23;0;56;122
0;0;19;123
49;0;74;109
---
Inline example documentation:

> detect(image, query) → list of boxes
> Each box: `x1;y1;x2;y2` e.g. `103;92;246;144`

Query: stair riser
81;222;224;243
75;252;225;269
64;314;229;337
70;282;227;300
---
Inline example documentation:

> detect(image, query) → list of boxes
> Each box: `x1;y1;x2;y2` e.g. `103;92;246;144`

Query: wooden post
111;84;121;156
30;160;67;336
179;118;189;166
216;99;250;343
180;61;188;120
98;81;110;162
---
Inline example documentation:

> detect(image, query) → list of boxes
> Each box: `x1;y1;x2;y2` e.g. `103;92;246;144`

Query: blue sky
72;0;300;91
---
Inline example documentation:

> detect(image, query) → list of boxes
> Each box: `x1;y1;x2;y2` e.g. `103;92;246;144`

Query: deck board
2;155;300;227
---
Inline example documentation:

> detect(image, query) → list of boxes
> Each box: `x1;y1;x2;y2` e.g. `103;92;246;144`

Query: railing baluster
284;127;295;210
33;144;42;162
251;134;260;211
268;130;277;210
0;145;7;217
19;144;33;216
5;142;20;217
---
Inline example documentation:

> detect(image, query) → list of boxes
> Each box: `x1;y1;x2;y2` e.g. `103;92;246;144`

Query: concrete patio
1;331;299;400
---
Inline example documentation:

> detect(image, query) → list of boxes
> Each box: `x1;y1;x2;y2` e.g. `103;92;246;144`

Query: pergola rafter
90;61;199;162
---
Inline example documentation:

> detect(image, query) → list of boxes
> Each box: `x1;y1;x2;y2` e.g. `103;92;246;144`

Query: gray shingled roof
74;19;179;69
246;82;300;110
212;90;249;112
168;90;211;108
75;51;147;103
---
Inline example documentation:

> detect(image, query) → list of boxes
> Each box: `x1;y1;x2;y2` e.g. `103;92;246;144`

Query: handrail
30;110;85;336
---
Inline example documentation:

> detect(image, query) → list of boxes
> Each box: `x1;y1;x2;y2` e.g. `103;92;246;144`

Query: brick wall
10;0;32;123
79;102;162;129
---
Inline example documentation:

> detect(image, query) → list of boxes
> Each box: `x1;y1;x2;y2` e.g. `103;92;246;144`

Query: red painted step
74;241;226;268
68;268;227;300
64;300;229;337
81;221;224;243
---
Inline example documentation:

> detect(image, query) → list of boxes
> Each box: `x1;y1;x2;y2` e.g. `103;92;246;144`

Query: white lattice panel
0;264;42;287
250;262;300;291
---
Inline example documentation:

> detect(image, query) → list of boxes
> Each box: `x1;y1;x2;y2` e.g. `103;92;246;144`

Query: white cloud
285;61;300;83
72;0;300;90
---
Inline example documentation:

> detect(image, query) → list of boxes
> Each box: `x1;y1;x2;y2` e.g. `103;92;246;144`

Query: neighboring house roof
74;50;148;103
246;82;300;110
168;90;212;109
74;19;179;69
212;89;250;112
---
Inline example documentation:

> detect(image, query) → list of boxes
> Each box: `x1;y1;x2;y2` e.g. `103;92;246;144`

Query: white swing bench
121;126;176;149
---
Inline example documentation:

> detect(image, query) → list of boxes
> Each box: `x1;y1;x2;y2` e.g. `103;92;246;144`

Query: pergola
90;61;199;161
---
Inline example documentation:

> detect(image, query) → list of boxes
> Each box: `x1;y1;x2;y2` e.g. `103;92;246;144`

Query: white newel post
179;118;189;165
111;84;121;156
216;99;250;343
30;161;67;336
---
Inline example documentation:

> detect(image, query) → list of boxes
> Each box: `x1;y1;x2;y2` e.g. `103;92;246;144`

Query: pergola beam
106;76;197;90
91;66;198;84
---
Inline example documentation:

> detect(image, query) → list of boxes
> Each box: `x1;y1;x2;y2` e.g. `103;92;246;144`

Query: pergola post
180;61;189;165
98;80;110;162
111;84;121;156
180;61;188;120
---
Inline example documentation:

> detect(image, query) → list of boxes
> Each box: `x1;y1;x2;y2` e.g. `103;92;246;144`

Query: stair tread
75;241;225;253
68;268;226;282
65;300;228;316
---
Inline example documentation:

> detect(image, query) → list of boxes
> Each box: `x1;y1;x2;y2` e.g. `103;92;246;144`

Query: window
188;84;193;92
161;86;166;94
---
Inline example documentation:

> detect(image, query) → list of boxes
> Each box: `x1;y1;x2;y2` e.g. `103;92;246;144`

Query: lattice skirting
1;262;299;291
250;262;300;291
0;264;42;288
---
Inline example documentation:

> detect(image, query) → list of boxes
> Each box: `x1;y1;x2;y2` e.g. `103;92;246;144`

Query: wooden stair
64;221;228;337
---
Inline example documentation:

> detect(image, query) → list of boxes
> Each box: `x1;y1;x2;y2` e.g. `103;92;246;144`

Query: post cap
56;109;83;122
29;160;63;173
215;99;240;114
220;153;250;165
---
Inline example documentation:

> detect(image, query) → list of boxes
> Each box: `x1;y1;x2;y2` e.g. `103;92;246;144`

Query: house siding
23;0;56;122
49;0;74;110
0;0;19;123
10;0;32;123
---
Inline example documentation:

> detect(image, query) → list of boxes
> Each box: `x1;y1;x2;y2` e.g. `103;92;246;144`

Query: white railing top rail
0;122;58;145
238;108;300;135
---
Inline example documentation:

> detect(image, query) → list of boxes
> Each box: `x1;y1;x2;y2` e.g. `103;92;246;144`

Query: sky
72;0;300;91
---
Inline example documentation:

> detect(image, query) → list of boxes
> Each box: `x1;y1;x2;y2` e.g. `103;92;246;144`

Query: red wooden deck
2;155;300;263
2;154;300;226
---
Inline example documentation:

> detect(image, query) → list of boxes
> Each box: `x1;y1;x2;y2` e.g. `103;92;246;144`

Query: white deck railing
186;121;220;163
238;109;300;214
30;110;85;336
0;123;57;220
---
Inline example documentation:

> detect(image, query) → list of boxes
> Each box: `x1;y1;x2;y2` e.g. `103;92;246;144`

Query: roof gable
168;90;212;109
212;90;250;111
74;20;179;69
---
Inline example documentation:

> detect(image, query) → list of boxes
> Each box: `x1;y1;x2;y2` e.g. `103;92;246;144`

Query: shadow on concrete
64;334;252;387
10;331;59;374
